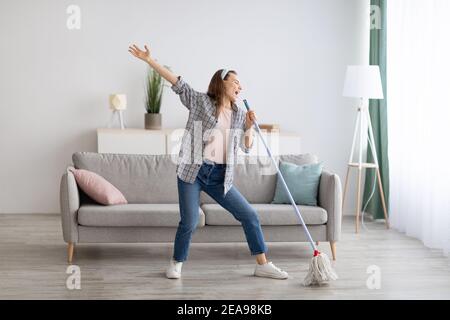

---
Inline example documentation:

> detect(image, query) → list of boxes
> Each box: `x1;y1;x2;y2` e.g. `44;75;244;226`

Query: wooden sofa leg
330;241;336;261
68;242;75;264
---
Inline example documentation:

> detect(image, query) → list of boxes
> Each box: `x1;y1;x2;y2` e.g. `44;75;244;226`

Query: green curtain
362;0;389;220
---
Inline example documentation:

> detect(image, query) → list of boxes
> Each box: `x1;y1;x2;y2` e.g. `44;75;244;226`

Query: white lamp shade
343;65;384;99
109;94;127;110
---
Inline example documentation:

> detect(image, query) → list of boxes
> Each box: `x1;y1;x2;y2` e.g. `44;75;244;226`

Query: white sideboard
97;128;301;156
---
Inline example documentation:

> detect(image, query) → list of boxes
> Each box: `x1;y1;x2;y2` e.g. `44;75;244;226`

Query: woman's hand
128;43;178;85
128;44;151;63
245;110;257;129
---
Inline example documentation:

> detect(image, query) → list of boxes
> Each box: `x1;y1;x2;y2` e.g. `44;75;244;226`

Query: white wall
0;0;369;214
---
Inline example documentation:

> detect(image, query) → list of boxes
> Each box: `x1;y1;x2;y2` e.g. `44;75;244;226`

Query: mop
243;99;338;286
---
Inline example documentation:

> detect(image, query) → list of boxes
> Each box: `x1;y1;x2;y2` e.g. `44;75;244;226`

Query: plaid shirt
171;76;254;195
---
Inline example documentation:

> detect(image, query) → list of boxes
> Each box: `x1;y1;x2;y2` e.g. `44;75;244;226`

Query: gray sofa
60;152;342;263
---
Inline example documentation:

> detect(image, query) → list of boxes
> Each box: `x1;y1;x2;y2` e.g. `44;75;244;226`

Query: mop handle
243;99;318;253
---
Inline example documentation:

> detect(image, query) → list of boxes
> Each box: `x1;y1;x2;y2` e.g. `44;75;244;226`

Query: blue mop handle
243;99;318;253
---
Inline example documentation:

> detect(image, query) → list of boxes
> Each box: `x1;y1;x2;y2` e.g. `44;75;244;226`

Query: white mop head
303;251;338;286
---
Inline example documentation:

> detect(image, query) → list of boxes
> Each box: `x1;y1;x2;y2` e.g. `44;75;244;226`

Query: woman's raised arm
128;44;178;85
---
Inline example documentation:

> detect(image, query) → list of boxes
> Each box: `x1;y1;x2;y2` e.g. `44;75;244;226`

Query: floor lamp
342;65;390;233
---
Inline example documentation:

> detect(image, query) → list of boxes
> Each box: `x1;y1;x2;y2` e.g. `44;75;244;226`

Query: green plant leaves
145;67;166;113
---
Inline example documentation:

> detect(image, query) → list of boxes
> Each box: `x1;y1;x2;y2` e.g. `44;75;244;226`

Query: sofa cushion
278;154;318;166
68;167;128;205
272;161;323;206
201;156;276;204
72;152;179;204
202;203;327;226
78;203;205;227
201;154;319;204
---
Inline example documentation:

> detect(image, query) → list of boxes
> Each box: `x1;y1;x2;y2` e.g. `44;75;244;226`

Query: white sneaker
254;261;289;279
166;258;183;279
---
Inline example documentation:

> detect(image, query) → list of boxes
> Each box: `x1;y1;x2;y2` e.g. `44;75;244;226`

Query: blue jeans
173;159;268;262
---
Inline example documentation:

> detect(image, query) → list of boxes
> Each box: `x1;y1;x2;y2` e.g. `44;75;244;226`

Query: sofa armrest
60;167;80;243
318;170;342;241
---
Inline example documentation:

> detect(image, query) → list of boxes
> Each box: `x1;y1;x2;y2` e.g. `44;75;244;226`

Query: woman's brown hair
207;69;237;117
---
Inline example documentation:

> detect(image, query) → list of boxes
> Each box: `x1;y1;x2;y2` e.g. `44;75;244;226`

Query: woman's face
224;73;242;103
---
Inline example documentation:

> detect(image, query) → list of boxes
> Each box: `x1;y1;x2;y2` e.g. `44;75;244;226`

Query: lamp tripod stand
107;109;126;129
342;99;390;233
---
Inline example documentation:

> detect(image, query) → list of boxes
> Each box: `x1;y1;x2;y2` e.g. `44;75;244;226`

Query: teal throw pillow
271;161;323;206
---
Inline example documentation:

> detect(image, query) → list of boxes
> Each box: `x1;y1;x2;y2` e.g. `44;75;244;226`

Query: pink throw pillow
68;167;128;205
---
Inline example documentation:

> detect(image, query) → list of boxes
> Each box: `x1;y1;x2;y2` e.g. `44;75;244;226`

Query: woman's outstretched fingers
128;44;151;62
128;47;137;56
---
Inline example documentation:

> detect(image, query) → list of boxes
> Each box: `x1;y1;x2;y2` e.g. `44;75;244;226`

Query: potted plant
144;66;168;129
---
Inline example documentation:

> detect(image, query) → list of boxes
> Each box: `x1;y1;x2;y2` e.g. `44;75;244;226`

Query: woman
129;44;288;280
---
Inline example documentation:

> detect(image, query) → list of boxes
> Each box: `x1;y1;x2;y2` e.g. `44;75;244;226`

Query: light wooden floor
0;214;449;299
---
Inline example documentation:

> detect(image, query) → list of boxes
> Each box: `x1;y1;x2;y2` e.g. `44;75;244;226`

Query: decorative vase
145;113;162;130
